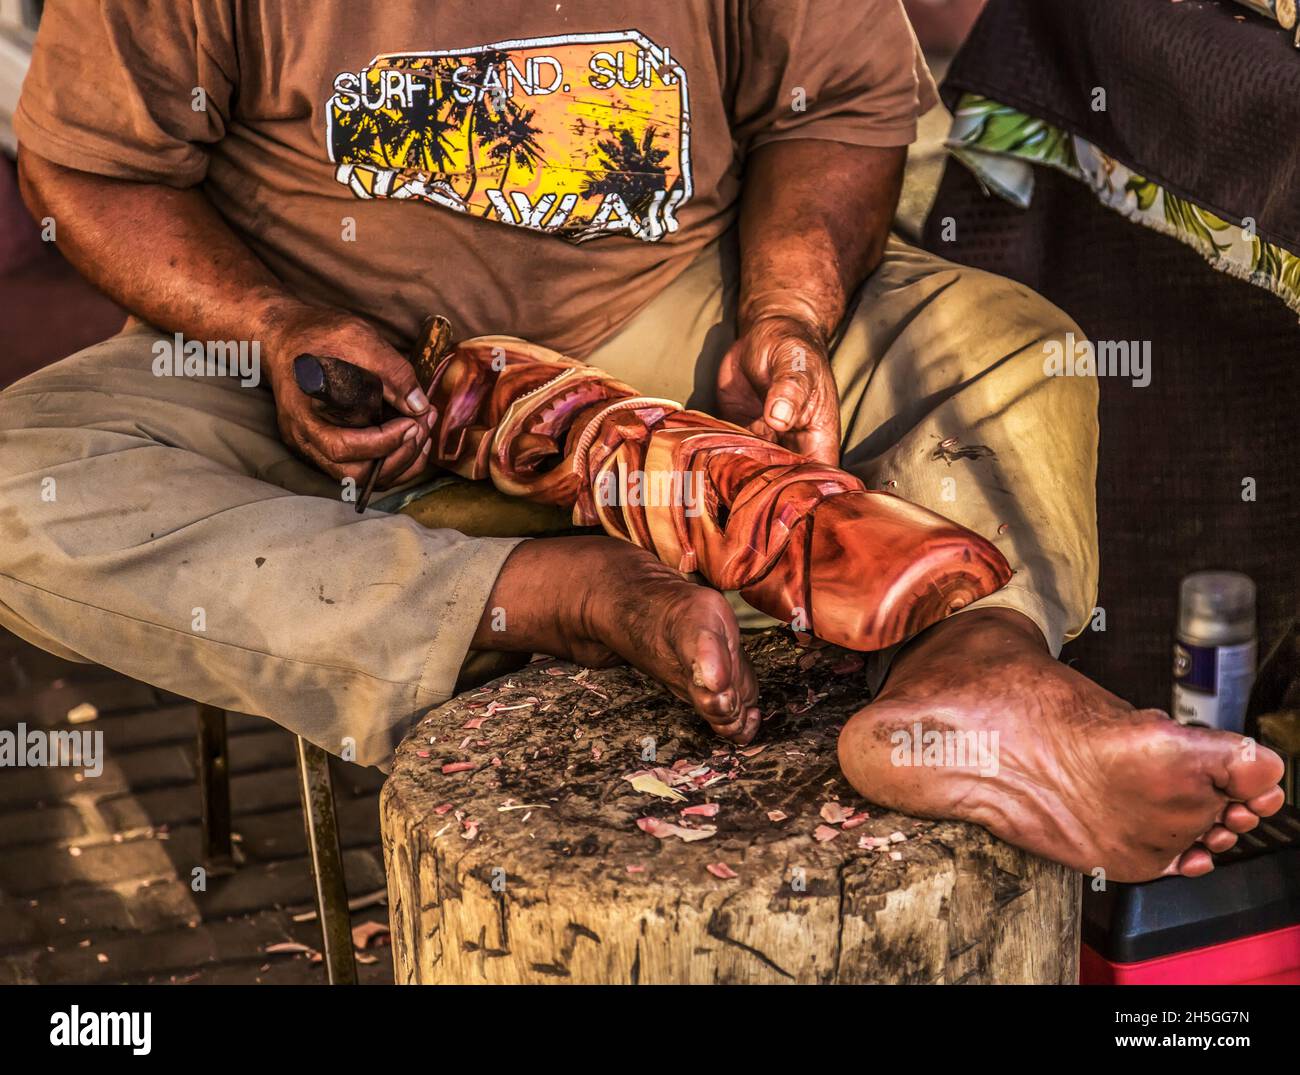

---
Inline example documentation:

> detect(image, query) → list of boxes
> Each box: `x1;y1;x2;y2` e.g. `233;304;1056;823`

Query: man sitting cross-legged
0;1;1281;884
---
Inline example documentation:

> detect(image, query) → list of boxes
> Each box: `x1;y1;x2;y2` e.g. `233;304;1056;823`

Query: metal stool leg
196;704;234;868
295;735;357;985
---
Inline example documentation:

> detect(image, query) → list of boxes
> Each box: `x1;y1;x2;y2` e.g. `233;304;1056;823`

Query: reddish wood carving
422;334;1012;651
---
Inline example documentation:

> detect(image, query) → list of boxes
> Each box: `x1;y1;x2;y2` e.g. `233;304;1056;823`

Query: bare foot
837;609;1285;882
474;537;761;743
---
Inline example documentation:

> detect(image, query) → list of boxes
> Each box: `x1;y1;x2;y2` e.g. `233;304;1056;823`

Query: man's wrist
738;292;833;341
246;288;318;358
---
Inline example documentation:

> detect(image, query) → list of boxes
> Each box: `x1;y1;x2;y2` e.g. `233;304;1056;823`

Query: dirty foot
837;609;1285;882
476;537;760;743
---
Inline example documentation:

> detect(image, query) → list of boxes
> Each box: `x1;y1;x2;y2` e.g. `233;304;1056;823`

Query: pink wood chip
462;717;486;730
636;817;716;842
819;802;854;825
441;761;474;774
766;810;788;823
433;802;454;815
681;803;719;818
706;863;739;880
813;824;841;843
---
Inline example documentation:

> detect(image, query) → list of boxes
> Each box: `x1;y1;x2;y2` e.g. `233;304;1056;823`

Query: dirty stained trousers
0;237;1098;768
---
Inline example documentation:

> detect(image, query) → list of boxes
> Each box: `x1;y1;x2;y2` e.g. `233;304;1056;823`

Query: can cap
1178;571;1256;645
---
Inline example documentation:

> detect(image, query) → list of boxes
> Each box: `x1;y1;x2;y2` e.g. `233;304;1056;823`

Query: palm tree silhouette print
479;106;546;217
581;124;670;228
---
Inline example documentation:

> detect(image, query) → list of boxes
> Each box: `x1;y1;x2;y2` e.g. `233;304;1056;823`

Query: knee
937;267;1098;409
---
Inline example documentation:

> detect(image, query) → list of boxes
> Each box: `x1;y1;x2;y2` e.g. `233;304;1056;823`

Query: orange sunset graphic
326;31;693;243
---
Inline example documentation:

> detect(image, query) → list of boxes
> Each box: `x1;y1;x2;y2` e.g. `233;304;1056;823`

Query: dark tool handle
293;353;384;428
356;459;382;514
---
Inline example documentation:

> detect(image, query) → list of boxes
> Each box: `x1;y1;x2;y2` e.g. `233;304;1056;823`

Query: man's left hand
716;315;841;465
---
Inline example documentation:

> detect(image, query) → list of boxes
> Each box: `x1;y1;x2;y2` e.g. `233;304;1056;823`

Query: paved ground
0;629;395;984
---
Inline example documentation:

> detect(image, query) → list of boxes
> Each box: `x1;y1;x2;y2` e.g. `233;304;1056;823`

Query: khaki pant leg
589;235;1099;655
830;239;1099;655
0;325;520;768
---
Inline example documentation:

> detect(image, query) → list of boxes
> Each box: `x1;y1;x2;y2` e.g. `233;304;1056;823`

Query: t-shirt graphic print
327;31;691;244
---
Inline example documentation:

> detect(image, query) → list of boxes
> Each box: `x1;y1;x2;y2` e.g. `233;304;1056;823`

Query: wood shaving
819;802;854;825
680;803;719;818
636;817;717;842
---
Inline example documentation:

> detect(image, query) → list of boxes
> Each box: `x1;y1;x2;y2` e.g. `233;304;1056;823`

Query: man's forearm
18;149;438;486
737;140;905;338
17;149;303;342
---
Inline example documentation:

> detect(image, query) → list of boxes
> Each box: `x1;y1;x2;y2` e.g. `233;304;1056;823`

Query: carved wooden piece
418;332;1012;651
382;631;1080;984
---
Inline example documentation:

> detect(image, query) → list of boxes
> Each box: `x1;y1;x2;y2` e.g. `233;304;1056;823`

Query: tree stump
381;630;1080;984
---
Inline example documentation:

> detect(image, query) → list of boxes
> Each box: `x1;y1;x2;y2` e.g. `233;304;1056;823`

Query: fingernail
406;389;430;414
420;439;432;455
770;399;794;424
402;424;419;443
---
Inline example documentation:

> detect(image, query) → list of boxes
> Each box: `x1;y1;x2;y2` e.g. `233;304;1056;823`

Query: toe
684;626;731;698
1176;846;1215;877
1215;738;1285;800
1198;825;1238;854
1223;802;1260;834
1246;785;1286;818
707;707;757;744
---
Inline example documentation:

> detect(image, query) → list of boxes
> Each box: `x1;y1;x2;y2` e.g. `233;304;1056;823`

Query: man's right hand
259;302;435;490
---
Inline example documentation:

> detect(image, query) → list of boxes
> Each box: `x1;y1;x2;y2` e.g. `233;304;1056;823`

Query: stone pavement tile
0;678;159;726
0;800;89;846
0;726;294;807
27;909;309;985
196;847;387;919
0;795;381;895
0;625;393;984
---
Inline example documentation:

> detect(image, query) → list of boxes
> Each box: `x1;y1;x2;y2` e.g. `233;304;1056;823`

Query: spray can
1172;572;1257;732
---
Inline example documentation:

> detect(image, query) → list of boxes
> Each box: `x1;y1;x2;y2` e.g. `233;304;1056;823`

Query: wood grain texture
382;630;1079;984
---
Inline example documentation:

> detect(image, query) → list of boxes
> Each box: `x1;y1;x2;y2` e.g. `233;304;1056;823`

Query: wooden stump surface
382;630;1080;984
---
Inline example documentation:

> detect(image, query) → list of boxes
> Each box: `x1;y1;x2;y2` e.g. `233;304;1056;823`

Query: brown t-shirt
16;1;936;356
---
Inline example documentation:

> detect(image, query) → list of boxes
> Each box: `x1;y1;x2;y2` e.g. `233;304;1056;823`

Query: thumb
364;341;431;420
763;340;817;432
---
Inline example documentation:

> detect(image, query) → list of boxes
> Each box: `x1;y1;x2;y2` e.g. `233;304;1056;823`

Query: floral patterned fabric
946;93;1300;317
